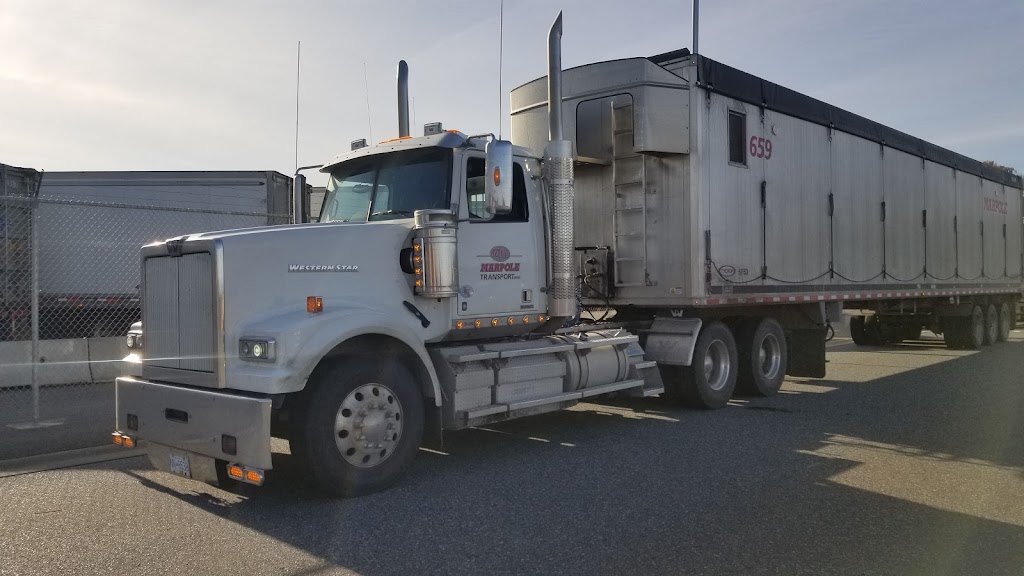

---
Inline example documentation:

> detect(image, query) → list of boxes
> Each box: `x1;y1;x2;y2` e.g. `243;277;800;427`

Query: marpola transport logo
480;245;521;280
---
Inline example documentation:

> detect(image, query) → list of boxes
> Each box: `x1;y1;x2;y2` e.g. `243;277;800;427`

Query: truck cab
113;116;661;495
317;131;550;328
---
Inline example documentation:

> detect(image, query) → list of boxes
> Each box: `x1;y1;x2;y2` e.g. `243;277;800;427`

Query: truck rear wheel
997;303;1012;342
290;356;424;497
984;304;999;345
663;321;737;409
736;318;787;397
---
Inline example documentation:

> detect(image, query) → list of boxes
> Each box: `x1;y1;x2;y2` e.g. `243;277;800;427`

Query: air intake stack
397;60;410;138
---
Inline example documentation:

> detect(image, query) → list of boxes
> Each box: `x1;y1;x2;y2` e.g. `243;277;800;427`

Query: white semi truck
113;14;1023;496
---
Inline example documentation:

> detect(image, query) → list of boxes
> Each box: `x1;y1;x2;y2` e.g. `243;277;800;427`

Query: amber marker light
307;296;323;314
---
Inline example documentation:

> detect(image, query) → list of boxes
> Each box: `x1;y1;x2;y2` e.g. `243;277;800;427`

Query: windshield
320;147;452;222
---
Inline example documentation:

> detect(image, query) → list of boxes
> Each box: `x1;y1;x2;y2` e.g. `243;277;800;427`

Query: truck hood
204;219;454;355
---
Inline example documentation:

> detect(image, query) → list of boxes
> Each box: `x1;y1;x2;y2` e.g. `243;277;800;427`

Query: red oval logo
490;246;511;262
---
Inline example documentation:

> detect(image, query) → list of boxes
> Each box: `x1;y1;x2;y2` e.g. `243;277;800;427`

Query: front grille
144;252;216;374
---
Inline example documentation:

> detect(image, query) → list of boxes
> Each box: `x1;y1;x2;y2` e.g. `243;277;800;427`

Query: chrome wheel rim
334;383;403;468
758;333;782;380
703;340;731;391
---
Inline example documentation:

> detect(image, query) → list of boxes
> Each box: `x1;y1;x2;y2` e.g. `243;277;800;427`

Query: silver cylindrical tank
413;209;458;298
549;330;630;392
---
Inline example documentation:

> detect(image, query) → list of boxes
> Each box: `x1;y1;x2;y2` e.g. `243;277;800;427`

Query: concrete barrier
0;340;32;388
0;337;128;388
87;337;129;382
37;339;91;386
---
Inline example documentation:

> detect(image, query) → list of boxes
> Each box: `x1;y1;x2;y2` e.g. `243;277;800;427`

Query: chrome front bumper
115;376;273;470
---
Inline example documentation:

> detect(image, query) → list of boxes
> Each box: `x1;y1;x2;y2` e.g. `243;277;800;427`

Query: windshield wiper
369;209;414;219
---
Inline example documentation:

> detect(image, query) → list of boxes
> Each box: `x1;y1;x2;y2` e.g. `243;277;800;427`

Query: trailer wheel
850;316;868;346
901;324;923;342
984;304;999;346
736;318;787;397
851;315;885;346
665;321;737;409
997;303;1012;342
964;306;986;350
290;355;424;497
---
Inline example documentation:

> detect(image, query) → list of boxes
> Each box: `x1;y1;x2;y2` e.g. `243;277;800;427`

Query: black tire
850;315;868;346
736;318;788;397
942;317;963;350
965;305;985;350
997;302;1012;342
290;355;424;497
901;324;923;341
984;304;999;346
666;321;738;409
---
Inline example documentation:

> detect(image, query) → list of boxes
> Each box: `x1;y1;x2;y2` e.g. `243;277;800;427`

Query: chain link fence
1;165;291;461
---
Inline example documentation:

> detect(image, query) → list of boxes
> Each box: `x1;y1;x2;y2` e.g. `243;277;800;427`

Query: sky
2;0;1022;187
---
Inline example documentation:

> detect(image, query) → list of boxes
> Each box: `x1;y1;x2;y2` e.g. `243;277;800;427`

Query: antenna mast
364;62;373;141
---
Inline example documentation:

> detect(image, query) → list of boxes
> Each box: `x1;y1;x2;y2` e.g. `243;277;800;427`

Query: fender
226;303;444;406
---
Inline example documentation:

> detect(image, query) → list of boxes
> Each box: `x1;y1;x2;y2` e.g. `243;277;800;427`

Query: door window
465;157;529;222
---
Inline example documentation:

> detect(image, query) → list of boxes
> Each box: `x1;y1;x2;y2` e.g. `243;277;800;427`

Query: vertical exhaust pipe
543;11;576;320
397;60;410;137
692;0;699;55
547;12;563;142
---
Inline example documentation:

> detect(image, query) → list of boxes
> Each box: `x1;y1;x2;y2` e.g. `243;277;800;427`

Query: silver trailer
33;171;292;337
512;50;1023;353
112;13;1021;497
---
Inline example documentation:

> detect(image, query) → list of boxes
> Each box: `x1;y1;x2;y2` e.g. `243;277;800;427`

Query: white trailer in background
113;13;1022;497
33;171;293;338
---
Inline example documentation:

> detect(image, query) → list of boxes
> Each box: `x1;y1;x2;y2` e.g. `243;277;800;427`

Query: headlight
126;334;135;348
239;338;275;362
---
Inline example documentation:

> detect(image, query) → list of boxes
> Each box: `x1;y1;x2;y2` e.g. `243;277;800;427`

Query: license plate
169;452;191;478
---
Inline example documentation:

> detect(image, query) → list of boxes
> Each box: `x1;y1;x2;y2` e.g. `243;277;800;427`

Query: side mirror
485;139;513;215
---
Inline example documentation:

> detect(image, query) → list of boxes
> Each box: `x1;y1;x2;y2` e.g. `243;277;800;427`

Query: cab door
456;153;545;318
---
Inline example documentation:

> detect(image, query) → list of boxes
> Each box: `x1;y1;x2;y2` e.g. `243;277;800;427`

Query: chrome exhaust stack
543;12;576;320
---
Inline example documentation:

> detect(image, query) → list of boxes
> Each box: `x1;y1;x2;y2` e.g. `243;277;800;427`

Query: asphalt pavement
2;331;1023;576
0;382;114;460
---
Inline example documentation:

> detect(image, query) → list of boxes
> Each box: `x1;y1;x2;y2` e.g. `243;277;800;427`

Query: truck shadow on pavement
128;338;1024;576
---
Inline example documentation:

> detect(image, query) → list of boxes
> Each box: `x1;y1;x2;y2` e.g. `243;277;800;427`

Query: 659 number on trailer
749;136;773;159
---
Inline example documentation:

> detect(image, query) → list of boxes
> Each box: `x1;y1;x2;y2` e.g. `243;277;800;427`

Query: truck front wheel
290;356;424;497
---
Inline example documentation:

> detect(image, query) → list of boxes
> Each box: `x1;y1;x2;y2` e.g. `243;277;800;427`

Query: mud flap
786;327;826;378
